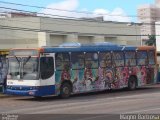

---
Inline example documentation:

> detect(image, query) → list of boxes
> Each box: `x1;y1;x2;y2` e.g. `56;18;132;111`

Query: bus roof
42;44;137;53
137;46;155;51
9;43;156;54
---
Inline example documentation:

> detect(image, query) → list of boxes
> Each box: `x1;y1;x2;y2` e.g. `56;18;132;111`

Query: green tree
145;35;156;46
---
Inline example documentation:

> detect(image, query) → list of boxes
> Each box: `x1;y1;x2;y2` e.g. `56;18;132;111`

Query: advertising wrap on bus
5;44;158;98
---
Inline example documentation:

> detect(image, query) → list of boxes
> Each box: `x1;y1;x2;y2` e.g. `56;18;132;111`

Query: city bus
5;43;158;98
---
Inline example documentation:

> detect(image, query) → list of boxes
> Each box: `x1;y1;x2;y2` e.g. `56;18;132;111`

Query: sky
0;0;155;22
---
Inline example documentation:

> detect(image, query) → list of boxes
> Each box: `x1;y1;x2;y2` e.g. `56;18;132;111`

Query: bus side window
112;51;124;67
85;52;98;69
148;51;155;65
71;52;84;70
125;51;136;66
40;57;54;80
55;53;70;71
99;52;111;68
137;51;148;66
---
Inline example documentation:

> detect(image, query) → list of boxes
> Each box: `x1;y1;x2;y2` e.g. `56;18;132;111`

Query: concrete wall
0;17;141;49
0;17;40;49
40;17;141;46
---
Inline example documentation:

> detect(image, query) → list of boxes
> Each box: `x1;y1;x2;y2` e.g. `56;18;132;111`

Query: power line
0;1;156;47
0;8;136;29
0;11;159;38
0;11;156;35
0;6;79;20
0;3;158;38
0;7;159;28
0;1;88;14
0;1;135;18
0;24;158;37
0;15;137;30
0;0;160;20
0;1;160;18
1;5;160;30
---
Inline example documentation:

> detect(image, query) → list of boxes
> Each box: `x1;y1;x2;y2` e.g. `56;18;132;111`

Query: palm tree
145;35;156;46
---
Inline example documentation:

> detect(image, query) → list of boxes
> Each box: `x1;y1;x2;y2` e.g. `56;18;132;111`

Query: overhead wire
0;8;158;29
0;24;158;37
0;1;159;20
0;0;136;18
0;1;158;39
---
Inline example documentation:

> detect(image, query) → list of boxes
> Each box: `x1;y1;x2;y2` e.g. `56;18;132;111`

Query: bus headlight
29;91;35;95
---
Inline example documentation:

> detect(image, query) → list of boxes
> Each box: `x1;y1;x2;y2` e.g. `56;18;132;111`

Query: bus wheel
60;82;71;98
128;76;137;90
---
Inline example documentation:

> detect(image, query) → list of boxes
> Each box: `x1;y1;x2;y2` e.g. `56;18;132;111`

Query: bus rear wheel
60;82;71;98
128;76;137;90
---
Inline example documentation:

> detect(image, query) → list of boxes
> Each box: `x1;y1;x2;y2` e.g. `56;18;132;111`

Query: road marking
32;99;147;114
5;92;160;114
6;98;140;113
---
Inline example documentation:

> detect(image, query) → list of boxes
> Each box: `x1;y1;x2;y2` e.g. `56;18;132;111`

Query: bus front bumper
5;89;38;96
5;85;56;97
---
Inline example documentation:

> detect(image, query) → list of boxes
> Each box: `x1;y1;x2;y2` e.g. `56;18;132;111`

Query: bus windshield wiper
14;55;20;63
23;56;31;65
13;55;21;79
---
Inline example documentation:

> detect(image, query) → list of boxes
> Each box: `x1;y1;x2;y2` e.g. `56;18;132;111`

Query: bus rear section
5;49;56;97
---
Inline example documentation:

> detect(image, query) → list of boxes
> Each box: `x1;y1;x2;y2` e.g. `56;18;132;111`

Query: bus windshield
8;57;39;80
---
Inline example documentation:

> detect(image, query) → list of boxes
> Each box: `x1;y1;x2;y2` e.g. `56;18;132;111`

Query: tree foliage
145;35;156;46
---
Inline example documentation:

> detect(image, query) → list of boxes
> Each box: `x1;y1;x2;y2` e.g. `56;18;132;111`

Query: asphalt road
0;84;160;120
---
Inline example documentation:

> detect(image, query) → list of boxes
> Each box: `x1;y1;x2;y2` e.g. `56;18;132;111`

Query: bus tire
128;76;137;90
60;82;71;99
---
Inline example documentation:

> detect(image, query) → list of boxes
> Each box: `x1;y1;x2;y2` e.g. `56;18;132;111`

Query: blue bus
5;43;158;98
